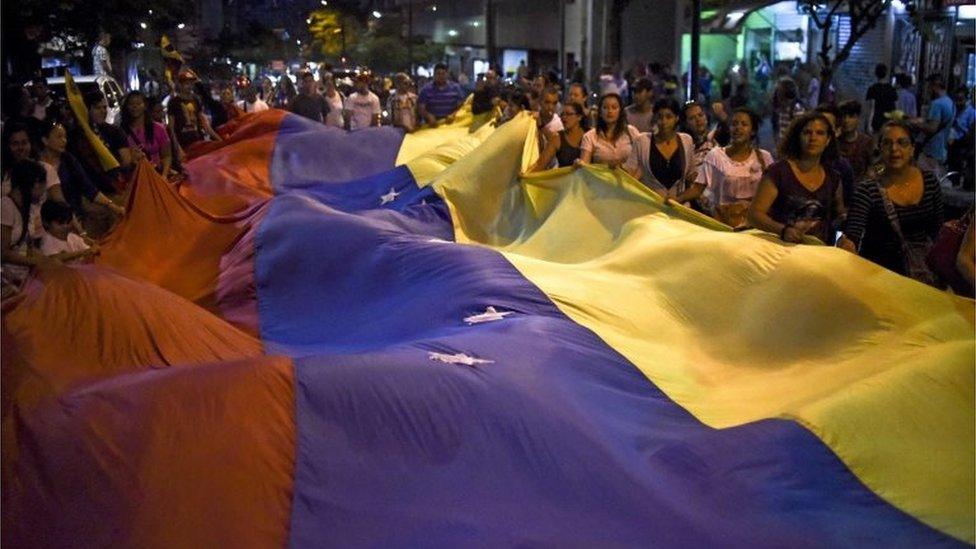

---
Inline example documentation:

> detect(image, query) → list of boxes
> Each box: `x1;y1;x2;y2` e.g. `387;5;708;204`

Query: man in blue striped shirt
418;63;465;127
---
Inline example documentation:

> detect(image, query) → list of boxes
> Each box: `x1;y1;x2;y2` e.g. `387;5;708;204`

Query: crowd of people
1;47;975;298
501;62;975;295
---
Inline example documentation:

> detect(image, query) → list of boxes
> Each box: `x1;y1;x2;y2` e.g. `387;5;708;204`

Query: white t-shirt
324;91;345;128
40;232;89;257
543;113;564;133
343;91;381;130
581;125;641;167
238;98;269;113
698;146;773;208
0;195;41;283
624;105;655;134
2;162;61;198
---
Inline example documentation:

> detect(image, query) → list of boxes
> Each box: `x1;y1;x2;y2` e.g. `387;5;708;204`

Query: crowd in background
1;29;975;298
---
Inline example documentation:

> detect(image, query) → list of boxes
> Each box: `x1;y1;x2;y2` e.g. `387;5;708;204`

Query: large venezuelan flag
2;113;972;548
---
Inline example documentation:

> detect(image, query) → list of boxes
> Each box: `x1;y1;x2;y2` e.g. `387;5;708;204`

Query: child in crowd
39;200;98;262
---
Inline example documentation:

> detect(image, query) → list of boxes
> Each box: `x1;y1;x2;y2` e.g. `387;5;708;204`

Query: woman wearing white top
624;97;703;204
321;72;345;128
699;107;773;229
579;93;640;169
1;160;53;286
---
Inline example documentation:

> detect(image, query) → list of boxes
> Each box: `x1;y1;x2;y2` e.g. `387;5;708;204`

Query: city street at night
2;1;975;547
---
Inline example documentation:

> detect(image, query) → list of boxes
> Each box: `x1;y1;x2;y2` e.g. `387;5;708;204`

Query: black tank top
555;130;582;167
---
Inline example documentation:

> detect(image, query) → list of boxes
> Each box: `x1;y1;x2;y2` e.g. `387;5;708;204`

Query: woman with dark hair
838;120;944;285
527;101;586;171
625;97;702;203
1;160;50;284
2;122;33;173
579;93;639;168
748;112;846;244
275;75;298;109
38;122;125;219
2;120;61;198
69;90;137;194
120;91;172;176
699;107;774;228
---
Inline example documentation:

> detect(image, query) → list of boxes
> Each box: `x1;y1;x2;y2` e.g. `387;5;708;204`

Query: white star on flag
428;351;494;366
463;306;513;325
379;187;400;205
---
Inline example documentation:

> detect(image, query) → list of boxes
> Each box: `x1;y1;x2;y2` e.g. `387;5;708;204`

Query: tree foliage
307;9;445;72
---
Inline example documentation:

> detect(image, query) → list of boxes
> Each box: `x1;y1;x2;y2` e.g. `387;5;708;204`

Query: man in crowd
168;70;220;148
92;32;112;76
142;69;163;101
343;73;382;130
30;76;52;121
290;70;330;124
915;75;955;176
865;63;897;133
418;63;464;127
538;86;563;134
472;69;500;115
948;86;975;182
238;84;269;114
625;77;655;133
836;100;874;182
387;73;418;132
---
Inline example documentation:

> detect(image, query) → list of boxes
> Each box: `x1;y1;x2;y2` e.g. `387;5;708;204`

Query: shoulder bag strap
875;179;920;271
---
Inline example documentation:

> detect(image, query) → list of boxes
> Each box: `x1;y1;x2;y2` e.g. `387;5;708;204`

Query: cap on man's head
178;69;198;82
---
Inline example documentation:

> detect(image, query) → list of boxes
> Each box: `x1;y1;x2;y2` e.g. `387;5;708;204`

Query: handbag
875;180;941;287
926;207;975;297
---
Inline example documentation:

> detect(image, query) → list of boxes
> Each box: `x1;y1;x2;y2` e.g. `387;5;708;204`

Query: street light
177;23;186;29
139;22;148;29
372;10;382;18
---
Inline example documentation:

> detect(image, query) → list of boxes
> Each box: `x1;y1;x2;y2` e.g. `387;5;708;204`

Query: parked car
45;75;125;125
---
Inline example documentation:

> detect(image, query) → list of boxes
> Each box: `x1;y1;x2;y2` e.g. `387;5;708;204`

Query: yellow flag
160;35;184;87
64;70;120;172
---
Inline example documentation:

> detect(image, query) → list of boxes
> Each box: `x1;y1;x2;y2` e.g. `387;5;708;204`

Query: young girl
1;160;50;285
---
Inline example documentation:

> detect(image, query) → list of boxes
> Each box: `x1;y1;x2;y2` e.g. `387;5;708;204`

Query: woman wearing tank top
624;97;702;204
748;112;846;244
527;101;586;172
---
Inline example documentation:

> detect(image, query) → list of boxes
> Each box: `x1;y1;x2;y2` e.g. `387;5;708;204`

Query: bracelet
779;224;791;240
